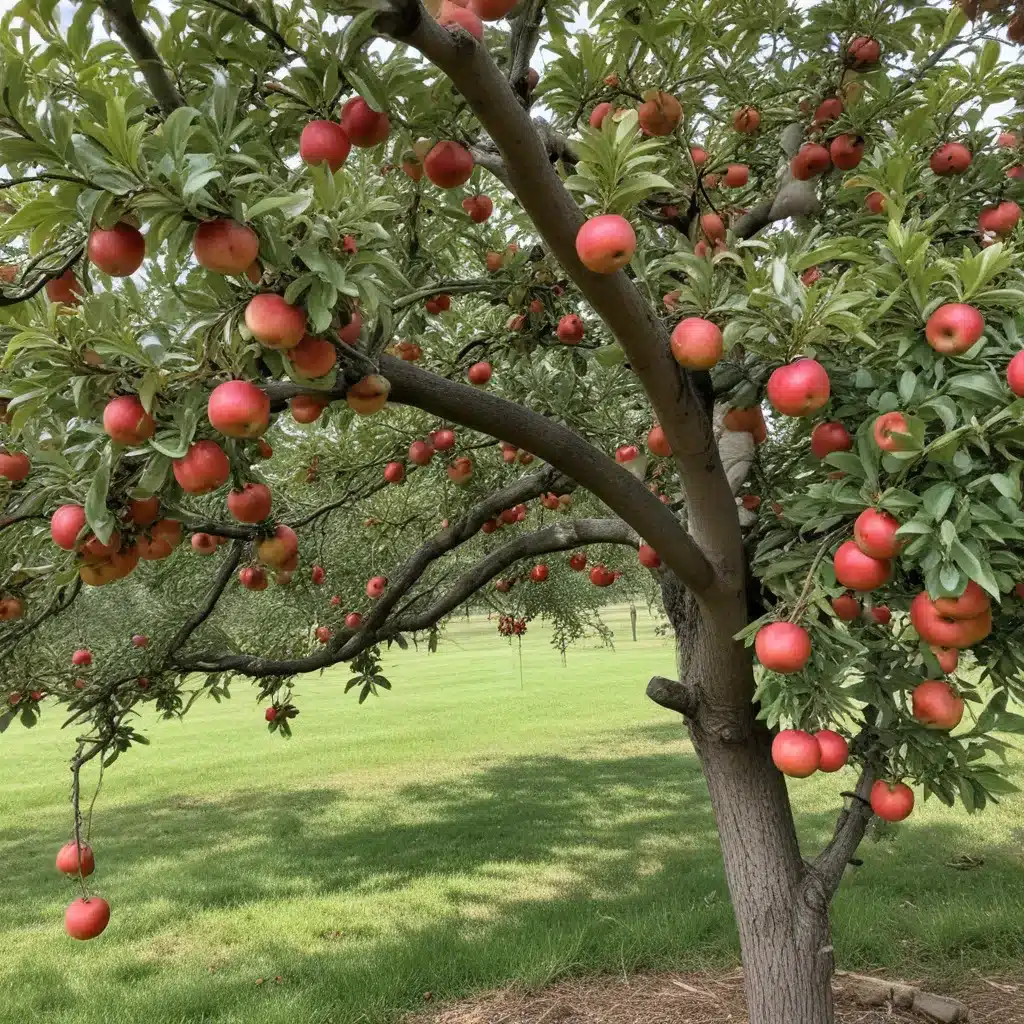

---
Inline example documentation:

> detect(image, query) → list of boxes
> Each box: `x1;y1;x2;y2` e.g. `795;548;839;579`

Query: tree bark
665;584;835;1024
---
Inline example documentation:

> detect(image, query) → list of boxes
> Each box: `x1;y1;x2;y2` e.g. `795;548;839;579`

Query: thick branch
805;765;875;901
383;5;742;587
100;0;185;115
646;675;697;717
166;539;243;653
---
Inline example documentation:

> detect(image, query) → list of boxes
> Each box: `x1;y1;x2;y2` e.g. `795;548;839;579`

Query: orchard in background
2;0;1024;1020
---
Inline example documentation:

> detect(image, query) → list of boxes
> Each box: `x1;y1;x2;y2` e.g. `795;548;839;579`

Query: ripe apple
265;706;278;722
931;646;959;674
447;456;473;485
637;90;682;136
741;495;761;511
409;440;434;465
64;896;110;940
829;134;864;170
733;106;760;133
813;96;843;124
810;421;852;459
556;314;585;343
800;266;821;286
290;394;328;423
481;519;498;534
88;222;145;277
0;597;23;620
834;540;890;591
832;593;860;620
766;358;830;416
431;428;456;450
854;508;902;559
366;575;387;599
485;251;504;272
978;200;1021;236
771;729;820;777
865;191;887;214
51;504;87;550
299;120;351;171
137;519;182;560
930;142;971;175
239;566;268;591
424;293;451;315
0;451;29;481
131;633;150;648
670;316;723;370
129;496;160;526
873;411;910;452
935;579;990;620
208;379;270;438
467;361;492;386
814;730;849;772
345;611;363;629
256;525;298;569
925;303;984;354
1008;351;1024;396
192;219;259;275
191;532;218;555
530;563;549;583
569;552;587;571
870;780;914;822
424;141;474;188
384;461;405;483
647;424;672;457
46;270;82;306
911;680;964;730
227;482;272;523
754;622;811;673
589;102;615;129
999;131;1019;148
701;212;726;241
791;143;831;180
103;395;155;445
310;565;325;585
462;194;494;222
315;626;332;644
72;649;93;667
340;97;389;147
638;544;661;568
910;591;992;648
56;840;94;877
437;1;484;38
245;294;306;349
575;214;636;274
82;529;121;558
589;564;614;587
173;440;230;494
723;163;749;187
690;146;708;166
847;35;881;67
615;444;639;464
346;374;391;414
871;605;891;625
338;309;362;344
287;336;337;378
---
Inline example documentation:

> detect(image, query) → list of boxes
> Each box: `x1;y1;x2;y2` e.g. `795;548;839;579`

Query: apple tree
2;0;1024;1018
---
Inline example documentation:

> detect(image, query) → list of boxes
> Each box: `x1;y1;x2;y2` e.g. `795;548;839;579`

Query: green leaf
84;443;117;544
949;541;1000;598
922;482;956;520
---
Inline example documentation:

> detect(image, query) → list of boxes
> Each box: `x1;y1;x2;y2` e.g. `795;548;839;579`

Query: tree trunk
666;582;835;1024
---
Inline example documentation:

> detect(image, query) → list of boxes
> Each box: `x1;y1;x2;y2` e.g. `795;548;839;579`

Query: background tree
2;0;1024;1019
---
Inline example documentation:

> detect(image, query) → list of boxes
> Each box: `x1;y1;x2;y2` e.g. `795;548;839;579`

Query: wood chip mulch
410;970;1023;1024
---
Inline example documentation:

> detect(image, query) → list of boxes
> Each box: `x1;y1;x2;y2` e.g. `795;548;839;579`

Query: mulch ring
411;970;1023;1024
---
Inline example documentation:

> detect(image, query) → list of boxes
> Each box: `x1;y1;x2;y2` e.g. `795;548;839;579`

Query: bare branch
100;0;185;115
166;540;244;653
805;765;875;903
646;675;697;716
0;173;92;191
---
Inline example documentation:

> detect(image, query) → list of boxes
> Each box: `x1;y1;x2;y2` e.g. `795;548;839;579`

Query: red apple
447;456;473;485
871;605;891;625
767;359;830;416
46;271;82;306
193;219;259;275
290;394;328;424
575;214;636;274
638;544;661;568
72;648;93;667
569;552;587;571
103;395;155;445
227;482;272;523
338;309;362;345
431;428;456;451
647;424;672;457
870;780;914;822
64;896;110;940
723;163;749;187
191;533;218;555
854;508;902;559
637;90;682;136
462;194;494;223
137;519;181;560
931;646;959;674
208;379;270;438
865;191;887;214
316;626;332;644
384;461;405;484
829;134;864;170
129;496;160;526
589;102;615;129
245;294;306;349
791;143;831;180
288;335;337;378
340;97;389;147
239;566;268;591
556;314;585;344
800;266;821;286
0;597;23;620
911;680;964;730
925;303;984;355
173;440;230;494
346;374;390;414
701;212;726;241
910;591;992;648
257;525;298;568
670;317;723;370
366;575;387;599
409;440;434;466
771;729;820;777
299;120;351;171
979;200;1021;237
51;504;87;550
1008;351;1024;396
437;1;484;38
424;294;451;314
934;580;990;620
590;564;615;587
810;421;852;459
530;563;549;583
813;96;843;124
847;35;881;67
88;222;145;277
930;142;971;175
815;730;849;772
834;540;889;591
733;106;760;133
999;131;1019;148
690;146;708;166
424;141;474;188
831;594;861;621
345;611;363;629
56;841;94;877
754;622;811;673
467;361;492;386
0;451;31;481
872;411;910;452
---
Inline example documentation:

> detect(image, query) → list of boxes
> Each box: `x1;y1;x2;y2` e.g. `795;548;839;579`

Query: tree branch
166;539;244;653
100;0;185;115
0;577;82;657
198;0;296;54
805;765;875;902
381;4;743;590
0;246;84;307
646;675;698;716
0;173;92;191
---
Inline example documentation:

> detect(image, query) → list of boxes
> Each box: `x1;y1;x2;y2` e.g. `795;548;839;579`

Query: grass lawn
1;605;1022;1024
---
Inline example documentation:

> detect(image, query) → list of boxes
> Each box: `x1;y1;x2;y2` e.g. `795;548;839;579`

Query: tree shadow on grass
2;743;1023;1024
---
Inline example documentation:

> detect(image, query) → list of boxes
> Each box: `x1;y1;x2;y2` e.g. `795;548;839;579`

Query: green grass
1;606;1022;1024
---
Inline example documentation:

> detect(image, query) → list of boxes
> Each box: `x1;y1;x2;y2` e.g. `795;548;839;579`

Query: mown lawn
1;606;1021;1024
